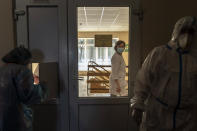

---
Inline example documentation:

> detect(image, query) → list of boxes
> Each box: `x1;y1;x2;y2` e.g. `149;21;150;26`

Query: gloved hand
131;108;143;125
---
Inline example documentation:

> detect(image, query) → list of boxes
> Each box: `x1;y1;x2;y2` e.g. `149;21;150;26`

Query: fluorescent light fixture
99;7;105;26
84;7;88;26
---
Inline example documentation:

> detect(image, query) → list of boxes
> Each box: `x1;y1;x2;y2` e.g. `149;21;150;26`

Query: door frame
67;0;142;130
14;0;69;131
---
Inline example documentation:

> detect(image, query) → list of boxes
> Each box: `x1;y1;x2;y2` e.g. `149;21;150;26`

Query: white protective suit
109;52;127;96
130;16;197;131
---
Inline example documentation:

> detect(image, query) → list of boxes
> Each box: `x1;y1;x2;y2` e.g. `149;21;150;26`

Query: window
77;7;129;97
78;38;118;71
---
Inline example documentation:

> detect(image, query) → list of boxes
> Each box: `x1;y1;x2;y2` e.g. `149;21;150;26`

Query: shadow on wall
31;49;45;63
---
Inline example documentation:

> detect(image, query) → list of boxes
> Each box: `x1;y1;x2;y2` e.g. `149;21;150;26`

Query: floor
78;76;128;97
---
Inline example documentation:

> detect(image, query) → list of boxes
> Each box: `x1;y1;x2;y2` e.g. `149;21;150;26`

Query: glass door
68;0;142;131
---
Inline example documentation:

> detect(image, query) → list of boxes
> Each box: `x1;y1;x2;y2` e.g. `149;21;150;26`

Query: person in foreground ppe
130;16;197;131
109;40;128;96
0;46;41;131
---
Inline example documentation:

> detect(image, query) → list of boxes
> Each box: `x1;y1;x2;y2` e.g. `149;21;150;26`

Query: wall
142;0;197;60
78;31;128;43
0;0;14;65
2;0;197;65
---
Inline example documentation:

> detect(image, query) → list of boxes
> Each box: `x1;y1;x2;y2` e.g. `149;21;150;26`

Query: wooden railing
87;61;110;94
86;61;128;94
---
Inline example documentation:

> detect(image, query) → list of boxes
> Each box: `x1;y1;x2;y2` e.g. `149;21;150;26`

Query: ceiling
78;7;129;32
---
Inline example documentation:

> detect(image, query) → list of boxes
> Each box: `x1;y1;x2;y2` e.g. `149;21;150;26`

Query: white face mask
117;47;124;53
178;33;192;49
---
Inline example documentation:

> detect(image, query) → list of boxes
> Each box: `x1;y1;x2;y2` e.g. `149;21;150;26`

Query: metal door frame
15;0;69;131
68;0;142;130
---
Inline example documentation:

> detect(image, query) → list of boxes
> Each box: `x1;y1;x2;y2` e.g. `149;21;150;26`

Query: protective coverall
110;52;127;96
0;64;41;131
130;16;197;131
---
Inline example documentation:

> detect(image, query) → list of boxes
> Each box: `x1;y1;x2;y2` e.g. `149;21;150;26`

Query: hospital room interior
1;0;197;131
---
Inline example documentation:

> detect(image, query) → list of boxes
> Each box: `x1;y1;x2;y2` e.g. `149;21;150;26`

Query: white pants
109;77;128;96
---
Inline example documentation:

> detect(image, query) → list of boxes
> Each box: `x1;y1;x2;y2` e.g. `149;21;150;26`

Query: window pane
86;39;94;45
78;7;129;97
108;47;114;59
86;46;96;61
79;38;85;44
98;47;105;60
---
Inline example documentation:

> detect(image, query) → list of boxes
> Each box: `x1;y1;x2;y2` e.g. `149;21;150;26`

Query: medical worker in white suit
131;16;197;131
109;40;128;97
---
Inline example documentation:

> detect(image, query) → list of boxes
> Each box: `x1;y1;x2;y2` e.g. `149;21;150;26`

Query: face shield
171;16;196;49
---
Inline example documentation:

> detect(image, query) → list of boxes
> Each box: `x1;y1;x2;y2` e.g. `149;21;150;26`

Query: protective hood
171;16;196;42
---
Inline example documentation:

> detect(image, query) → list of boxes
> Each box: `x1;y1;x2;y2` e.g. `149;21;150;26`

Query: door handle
14;9;26;21
78;76;84;81
73;75;84;81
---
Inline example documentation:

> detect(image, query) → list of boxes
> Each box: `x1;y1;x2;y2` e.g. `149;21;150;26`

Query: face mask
117;47;124;53
178;33;192;49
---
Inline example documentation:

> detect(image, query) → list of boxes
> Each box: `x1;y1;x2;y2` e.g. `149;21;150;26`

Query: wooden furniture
87;61;111;94
86;61;129;95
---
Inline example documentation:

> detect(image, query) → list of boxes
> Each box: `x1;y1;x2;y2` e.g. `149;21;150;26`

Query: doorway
15;0;142;130
68;0;142;131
